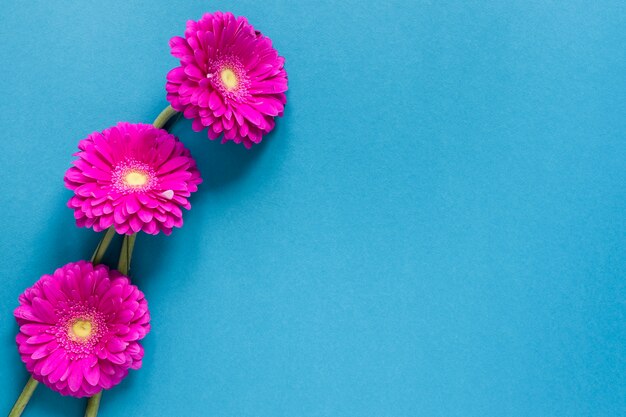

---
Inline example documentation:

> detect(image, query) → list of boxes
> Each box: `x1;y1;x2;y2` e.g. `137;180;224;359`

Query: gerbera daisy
14;261;150;398
166;11;288;148
64;122;202;235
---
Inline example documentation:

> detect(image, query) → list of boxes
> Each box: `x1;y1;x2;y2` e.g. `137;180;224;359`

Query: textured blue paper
0;1;624;416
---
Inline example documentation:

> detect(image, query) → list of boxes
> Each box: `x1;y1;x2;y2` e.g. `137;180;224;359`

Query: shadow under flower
171;115;269;191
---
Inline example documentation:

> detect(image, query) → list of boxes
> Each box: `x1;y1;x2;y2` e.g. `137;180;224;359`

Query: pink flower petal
166;11;287;147
13;261;151;398
64;123;201;236
84;362;101;386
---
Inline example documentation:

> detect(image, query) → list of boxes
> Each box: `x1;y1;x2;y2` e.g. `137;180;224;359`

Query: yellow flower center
71;320;93;340
124;171;148;187
220;68;238;90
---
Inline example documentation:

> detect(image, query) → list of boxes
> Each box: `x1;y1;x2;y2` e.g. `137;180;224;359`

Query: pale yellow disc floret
124;171;148;187
220;68;238;90
71;320;93;339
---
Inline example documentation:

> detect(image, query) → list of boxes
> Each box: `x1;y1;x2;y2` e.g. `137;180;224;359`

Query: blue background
0;1;624;416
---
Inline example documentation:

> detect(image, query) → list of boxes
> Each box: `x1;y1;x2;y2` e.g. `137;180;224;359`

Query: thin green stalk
84;391;102;417
152;105;178;129
8;376;38;417
91;227;117;264
117;234;137;275
85;233;136;417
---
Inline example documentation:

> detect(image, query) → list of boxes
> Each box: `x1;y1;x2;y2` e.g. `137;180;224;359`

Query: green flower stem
152;105;178;129
84;391;102;417
84;234;136;417
91;227;117;265
8;376;38;417
117;234;137;275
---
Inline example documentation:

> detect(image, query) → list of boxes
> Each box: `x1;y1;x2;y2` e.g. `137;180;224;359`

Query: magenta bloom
64;122;202;235
14;261;150;398
166;11;288;148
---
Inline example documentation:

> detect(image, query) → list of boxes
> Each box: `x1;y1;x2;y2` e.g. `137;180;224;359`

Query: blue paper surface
0;1;624;416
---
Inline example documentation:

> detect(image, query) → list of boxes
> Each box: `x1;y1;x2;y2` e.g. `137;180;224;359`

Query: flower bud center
71;320;92;339
220;68;238;90
124;171;148;187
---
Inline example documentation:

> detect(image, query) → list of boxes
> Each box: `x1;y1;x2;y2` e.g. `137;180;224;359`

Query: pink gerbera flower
14;261;150;398
166;11;288;148
64;122;202;235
